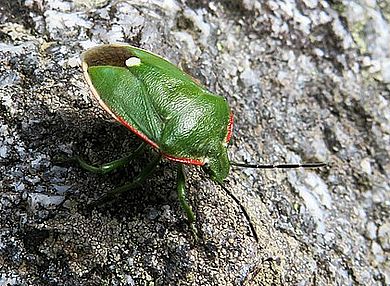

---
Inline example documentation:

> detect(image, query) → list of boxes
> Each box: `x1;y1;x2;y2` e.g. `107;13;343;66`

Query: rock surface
0;0;389;285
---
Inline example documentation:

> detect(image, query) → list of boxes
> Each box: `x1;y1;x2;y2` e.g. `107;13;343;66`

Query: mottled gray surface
0;0;389;285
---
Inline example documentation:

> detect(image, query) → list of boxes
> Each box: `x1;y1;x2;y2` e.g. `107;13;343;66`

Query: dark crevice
0;0;42;34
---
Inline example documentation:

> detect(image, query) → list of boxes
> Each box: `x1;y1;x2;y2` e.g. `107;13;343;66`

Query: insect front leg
176;164;198;240
74;142;146;175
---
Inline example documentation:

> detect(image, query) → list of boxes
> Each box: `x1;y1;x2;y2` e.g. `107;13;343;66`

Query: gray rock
0;0;389;285
378;222;390;251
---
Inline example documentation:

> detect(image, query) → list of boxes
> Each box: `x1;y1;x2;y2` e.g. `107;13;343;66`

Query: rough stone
0;0;389;285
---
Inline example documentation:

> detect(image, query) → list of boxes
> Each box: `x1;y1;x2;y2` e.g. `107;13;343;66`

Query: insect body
82;44;232;182
80;44;236;239
79;44;325;241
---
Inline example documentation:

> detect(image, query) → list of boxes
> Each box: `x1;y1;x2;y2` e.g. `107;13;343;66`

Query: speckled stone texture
0;0;389;285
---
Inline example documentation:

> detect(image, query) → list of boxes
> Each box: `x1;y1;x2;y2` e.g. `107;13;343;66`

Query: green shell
81;44;232;182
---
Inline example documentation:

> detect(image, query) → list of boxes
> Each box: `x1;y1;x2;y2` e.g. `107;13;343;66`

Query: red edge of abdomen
161;154;204;166
116;115;205;166
116;116;159;149
226;112;234;143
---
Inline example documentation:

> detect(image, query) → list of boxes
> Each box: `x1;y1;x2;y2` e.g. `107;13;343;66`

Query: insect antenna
231;162;327;169
220;161;327;242
217;181;259;243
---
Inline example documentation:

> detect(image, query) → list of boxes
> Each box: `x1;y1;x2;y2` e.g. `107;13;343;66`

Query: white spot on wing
126;57;141;67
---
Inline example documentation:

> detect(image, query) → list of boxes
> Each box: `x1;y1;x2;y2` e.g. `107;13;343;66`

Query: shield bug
78;44;325;241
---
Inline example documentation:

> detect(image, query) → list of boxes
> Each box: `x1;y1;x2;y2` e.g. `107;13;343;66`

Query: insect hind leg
89;153;162;206
72;142;146;175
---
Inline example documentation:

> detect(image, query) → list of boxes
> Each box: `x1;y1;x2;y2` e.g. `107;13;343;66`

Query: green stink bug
78;44;325;240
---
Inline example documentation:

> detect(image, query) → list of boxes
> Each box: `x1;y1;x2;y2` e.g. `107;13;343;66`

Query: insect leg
75;142;146;174
90;153;162;206
176;164;198;240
